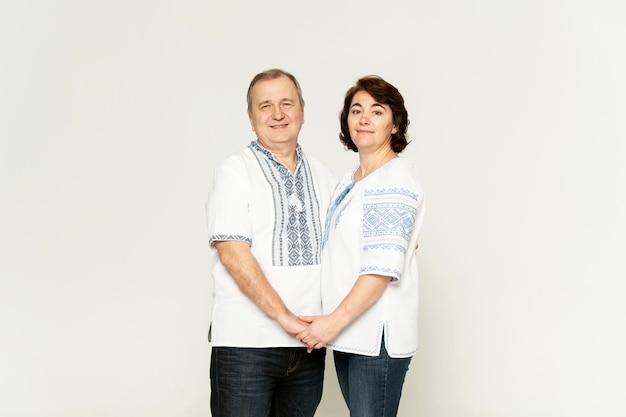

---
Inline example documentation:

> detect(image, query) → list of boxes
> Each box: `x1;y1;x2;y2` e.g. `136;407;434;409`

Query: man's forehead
253;77;296;92
252;85;298;104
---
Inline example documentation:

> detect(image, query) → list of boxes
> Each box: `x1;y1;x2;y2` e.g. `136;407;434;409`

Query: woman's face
347;90;398;153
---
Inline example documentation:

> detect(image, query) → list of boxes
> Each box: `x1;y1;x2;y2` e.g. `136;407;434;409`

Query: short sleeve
206;162;252;246
359;187;419;280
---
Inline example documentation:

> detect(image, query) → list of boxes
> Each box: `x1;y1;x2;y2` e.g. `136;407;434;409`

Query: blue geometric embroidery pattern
361;188;418;244
363;201;417;242
359;187;419;281
363;243;406;253
327;321;385;355
364;187;418;200
249;142;322;267
323;181;355;248
359;266;402;280
209;234;251;245
326;315;417;357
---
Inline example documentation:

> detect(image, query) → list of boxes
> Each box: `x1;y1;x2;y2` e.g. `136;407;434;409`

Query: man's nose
272;106;284;119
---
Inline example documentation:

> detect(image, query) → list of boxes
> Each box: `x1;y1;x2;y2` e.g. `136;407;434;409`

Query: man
206;69;337;417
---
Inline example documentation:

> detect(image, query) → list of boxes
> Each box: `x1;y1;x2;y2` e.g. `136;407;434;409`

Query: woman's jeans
210;346;326;417
334;343;412;417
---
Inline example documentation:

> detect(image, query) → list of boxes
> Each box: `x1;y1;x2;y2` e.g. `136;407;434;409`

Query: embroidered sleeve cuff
209;235;252;245
359;266;401;282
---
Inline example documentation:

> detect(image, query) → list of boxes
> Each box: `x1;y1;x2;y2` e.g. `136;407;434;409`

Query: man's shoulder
301;150;334;175
216;147;255;170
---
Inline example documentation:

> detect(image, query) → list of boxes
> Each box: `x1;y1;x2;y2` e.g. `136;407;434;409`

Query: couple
206;68;425;417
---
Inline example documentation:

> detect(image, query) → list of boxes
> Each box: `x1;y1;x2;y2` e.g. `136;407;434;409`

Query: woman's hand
296;314;345;352
297;274;391;352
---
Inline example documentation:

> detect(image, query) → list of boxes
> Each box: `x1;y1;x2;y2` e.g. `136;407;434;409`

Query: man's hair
339;75;410;153
246;68;305;114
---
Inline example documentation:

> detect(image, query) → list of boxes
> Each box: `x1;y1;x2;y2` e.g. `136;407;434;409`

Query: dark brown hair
339;75;410;153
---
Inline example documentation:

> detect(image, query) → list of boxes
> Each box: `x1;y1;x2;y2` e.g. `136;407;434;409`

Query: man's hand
276;311;311;338
215;240;304;338
296;274;392;352
296;313;346;352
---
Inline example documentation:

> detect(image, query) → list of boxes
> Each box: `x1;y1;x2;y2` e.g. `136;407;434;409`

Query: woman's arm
297;273;391;351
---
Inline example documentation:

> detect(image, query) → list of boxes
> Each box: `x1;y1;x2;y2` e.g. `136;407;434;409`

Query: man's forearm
214;240;307;336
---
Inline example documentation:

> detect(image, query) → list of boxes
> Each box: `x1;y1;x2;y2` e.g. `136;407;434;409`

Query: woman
297;75;424;417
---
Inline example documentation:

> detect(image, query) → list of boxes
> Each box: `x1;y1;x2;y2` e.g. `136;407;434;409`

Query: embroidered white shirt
322;157;425;357
206;141;336;347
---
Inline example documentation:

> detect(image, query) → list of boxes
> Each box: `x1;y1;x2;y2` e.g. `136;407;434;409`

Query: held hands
275;311;340;353
296;313;345;353
292;274;393;352
276;311;310;337
275;311;327;353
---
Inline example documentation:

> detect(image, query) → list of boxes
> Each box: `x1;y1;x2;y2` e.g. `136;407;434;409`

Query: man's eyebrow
258;98;294;106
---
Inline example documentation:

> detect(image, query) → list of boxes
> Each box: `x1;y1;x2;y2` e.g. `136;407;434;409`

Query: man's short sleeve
206;162;252;246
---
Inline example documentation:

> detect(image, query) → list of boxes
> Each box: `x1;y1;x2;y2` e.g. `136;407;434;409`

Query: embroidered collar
249;141;302;168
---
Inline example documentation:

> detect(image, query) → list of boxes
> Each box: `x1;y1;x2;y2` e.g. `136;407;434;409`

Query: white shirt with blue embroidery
322;157;424;357
206;141;336;347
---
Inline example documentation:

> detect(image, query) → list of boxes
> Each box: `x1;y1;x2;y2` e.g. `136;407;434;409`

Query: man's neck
257;140;298;173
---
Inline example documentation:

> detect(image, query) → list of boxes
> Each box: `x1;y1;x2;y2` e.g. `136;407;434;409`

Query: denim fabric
210;347;326;417
333;344;412;417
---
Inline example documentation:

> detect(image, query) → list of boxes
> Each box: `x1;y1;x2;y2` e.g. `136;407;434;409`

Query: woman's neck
353;147;397;182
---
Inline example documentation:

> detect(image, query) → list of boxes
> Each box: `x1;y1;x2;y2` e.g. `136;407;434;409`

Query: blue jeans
210;347;326;417
334;343;412;417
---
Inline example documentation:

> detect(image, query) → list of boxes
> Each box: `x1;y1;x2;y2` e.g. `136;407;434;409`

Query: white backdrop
1;1;625;416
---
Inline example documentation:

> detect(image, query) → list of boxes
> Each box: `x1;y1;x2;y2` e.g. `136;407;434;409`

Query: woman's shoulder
363;157;420;197
378;157;420;182
389;156;417;171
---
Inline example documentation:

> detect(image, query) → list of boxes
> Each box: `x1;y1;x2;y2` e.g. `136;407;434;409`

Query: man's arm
214;240;308;337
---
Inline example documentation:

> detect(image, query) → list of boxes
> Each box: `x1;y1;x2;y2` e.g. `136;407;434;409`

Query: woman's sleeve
359;186;419;281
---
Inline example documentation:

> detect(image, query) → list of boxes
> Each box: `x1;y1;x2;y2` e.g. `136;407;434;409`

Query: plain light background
1;1;625;416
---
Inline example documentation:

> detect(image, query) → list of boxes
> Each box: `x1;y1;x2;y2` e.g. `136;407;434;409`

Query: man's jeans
334;343;412;417
210;346;326;417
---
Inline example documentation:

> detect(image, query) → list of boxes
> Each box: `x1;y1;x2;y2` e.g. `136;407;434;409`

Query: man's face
248;75;304;151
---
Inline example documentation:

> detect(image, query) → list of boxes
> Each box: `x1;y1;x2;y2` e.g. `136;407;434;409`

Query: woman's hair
246;68;305;114
339;75;410;153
